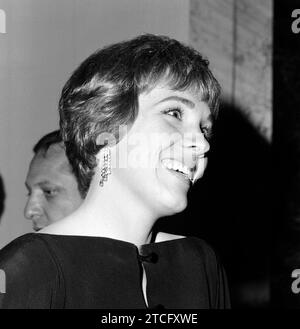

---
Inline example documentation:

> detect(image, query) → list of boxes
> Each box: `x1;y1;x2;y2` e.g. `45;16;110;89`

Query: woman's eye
164;108;183;120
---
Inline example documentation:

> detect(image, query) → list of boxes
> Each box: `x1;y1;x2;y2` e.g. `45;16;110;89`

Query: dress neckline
33;232;188;250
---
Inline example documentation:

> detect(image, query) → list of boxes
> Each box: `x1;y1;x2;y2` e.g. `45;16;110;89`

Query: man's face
24;143;82;231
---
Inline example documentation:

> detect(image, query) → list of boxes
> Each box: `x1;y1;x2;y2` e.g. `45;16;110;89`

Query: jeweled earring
99;147;111;187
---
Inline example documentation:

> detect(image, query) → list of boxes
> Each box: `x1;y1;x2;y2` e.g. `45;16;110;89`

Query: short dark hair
59;34;221;197
32;130;82;197
33;130;62;155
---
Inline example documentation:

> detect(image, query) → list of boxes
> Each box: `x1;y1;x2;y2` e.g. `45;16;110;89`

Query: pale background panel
190;0;272;140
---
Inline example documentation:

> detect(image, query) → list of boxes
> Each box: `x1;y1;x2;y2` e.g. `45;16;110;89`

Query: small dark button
138;252;158;263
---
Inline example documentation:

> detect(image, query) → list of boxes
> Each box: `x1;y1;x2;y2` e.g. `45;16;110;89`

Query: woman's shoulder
0;233;60;278
187;236;219;257
178;235;230;307
157;232;223;268
1;233;51;257
185;235;223;268
155;232;222;266
0;233;63;308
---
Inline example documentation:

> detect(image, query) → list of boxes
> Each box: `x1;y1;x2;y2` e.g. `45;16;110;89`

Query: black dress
0;233;230;309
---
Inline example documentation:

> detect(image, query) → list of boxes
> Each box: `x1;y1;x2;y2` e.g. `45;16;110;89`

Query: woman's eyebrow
155;96;195;108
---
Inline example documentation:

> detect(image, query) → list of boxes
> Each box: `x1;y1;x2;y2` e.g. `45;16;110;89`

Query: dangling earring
99;147;111;187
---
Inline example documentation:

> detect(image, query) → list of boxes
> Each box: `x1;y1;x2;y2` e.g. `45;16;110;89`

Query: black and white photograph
0;0;299;318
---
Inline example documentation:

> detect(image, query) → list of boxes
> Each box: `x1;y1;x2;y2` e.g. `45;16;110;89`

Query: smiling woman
0;34;230;309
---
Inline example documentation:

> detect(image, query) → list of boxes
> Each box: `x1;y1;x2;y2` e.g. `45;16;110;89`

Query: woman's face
110;83;213;217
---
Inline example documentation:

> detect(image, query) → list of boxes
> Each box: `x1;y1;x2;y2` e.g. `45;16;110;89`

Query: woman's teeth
161;159;193;182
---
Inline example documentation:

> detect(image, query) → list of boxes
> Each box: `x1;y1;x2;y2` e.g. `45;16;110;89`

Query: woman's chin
159;192;188;216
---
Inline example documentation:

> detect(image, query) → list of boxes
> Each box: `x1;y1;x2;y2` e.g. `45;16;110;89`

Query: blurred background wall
0;0;273;308
190;0;272;141
189;0;272;308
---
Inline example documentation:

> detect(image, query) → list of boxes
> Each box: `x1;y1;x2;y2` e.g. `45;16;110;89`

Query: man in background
24;130;83;231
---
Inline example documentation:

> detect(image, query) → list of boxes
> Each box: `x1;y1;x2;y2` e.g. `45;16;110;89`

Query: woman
0;34;230;308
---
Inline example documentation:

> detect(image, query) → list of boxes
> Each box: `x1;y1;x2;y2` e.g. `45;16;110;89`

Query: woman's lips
164;167;192;186
161;158;195;182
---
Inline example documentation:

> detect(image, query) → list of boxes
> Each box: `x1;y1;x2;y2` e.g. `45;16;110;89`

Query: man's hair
32;130;82;197
59;34;221;197
33;130;62;155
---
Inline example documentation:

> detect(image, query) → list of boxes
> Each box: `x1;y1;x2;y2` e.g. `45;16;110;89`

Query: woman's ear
95;131;118;147
96;134;107;147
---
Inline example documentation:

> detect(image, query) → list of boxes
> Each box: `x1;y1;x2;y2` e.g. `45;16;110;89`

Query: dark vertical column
273;0;300;308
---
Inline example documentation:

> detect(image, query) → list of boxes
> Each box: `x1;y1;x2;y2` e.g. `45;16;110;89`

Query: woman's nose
183;130;210;156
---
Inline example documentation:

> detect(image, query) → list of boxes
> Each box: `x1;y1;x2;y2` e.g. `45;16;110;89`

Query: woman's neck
55;174;158;247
